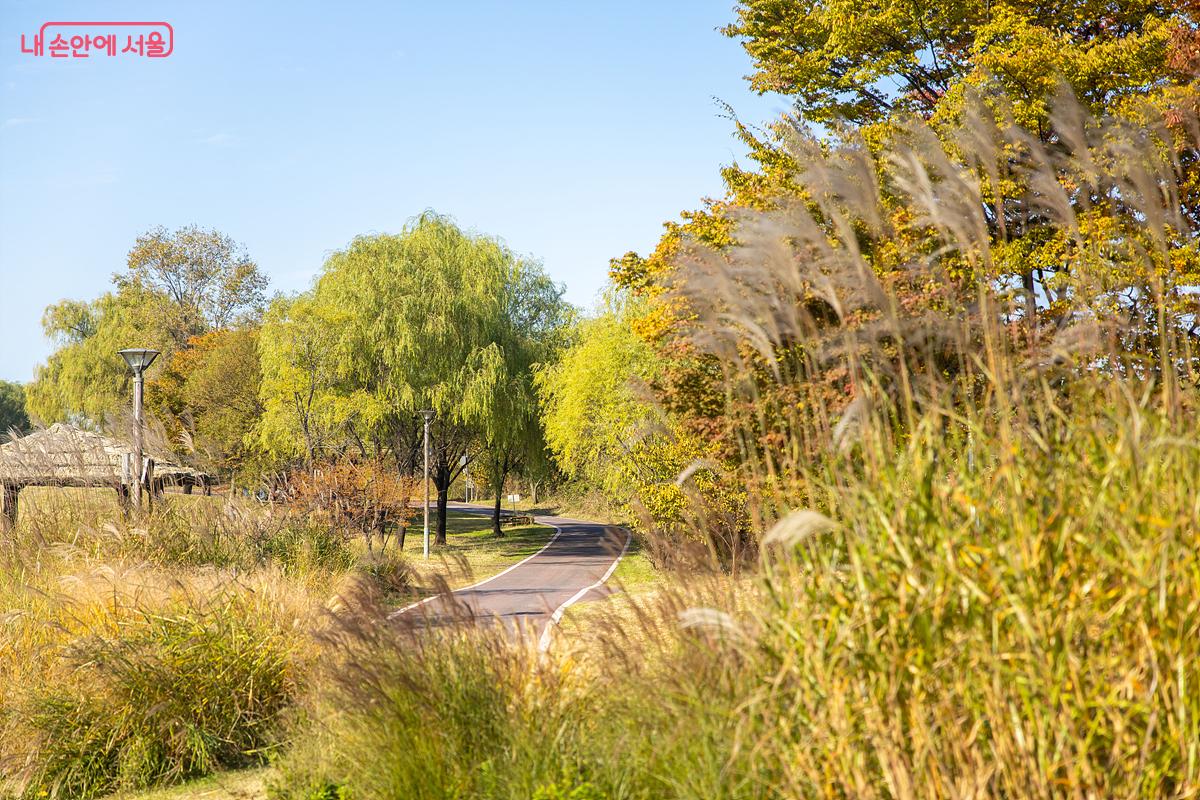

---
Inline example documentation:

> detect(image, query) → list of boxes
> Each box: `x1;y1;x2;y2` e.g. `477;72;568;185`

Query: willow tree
477;256;570;535
257;294;350;467
264;213;567;544
26;286;174;425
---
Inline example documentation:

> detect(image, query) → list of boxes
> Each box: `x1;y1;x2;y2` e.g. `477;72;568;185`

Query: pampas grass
270;89;1200;798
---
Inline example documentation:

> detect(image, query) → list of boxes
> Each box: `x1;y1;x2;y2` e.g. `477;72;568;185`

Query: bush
270;617;613;800
289;460;417;557
0;493;376;799
1;567;311;799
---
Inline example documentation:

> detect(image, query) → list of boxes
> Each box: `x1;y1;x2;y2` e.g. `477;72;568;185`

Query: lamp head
118;348;160;374
419;409;436;422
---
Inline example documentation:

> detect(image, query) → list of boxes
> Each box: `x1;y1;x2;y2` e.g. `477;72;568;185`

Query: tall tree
611;0;1200;457
116;225;268;347
26;286;173;425
537;294;660;500
257;294;348;467
28;227;267;427
478;256;570;535
259;213;568;544
147;328;264;478
725;0;1194;130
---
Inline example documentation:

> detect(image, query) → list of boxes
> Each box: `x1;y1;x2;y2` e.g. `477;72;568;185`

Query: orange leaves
289;459;416;539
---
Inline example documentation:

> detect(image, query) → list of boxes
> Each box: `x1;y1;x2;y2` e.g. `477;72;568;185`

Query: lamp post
419;409;435;558
461;454;470;503
118;348;159;509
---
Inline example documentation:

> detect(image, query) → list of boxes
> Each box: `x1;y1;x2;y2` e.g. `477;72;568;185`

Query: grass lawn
393;509;557;596
470;493;626;526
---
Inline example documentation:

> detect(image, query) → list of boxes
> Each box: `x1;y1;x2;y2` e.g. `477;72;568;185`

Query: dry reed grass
270;90;1200;799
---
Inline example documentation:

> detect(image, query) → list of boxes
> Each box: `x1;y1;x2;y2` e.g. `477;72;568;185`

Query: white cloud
1;117;35;130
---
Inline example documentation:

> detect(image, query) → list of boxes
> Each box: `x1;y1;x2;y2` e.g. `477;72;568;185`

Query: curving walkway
390;503;630;650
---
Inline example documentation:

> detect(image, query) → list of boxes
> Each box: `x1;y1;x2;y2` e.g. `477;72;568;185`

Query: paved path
392;503;630;649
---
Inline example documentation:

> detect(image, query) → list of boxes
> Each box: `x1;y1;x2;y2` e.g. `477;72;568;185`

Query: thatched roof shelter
0;423;214;525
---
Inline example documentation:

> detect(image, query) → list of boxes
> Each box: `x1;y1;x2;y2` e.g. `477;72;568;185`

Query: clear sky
0;1;787;382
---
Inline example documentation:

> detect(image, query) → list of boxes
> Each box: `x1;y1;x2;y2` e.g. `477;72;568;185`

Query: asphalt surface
394;503;630;646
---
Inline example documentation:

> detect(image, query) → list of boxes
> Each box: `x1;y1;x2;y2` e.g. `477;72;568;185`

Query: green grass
395;511;556;594
471;492;626;526
559;537;660;629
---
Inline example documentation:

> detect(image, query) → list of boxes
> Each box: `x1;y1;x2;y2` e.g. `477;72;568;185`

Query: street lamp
118;348;159;509
419;409;436;558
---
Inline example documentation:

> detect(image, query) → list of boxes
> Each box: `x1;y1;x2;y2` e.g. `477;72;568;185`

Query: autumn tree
611;0;1200;459
148;328;264;478
724;1;1194;130
27;227;267;427
290;459;417;555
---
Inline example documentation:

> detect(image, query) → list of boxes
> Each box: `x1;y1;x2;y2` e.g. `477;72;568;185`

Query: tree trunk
374;518;387;553
1;483;18;529
490;451;509;537
433;462;451;545
1022;268;1038;335
397;524;407;551
436;486;448;545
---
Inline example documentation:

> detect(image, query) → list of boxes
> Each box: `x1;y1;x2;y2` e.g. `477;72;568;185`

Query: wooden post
120;453;133;513
1;483;18;529
143;459;155;510
183;480;194;495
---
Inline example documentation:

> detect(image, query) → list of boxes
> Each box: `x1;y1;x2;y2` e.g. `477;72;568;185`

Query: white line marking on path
387;522;566;620
537;530;632;652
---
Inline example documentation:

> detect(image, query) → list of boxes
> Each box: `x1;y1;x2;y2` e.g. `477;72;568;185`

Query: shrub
0;491;358;799
289;460;417;556
1;567;312;799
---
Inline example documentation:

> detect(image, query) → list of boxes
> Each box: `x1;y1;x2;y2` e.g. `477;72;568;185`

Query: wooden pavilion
0;423;214;527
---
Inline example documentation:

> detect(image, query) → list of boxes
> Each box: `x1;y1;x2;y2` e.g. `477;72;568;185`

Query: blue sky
0;1;787;382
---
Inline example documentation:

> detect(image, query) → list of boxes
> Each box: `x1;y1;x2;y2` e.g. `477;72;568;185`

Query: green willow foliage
536;294;661;498
257;212;567;542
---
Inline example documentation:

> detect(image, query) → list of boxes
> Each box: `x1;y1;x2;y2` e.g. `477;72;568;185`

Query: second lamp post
420;409;435;558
